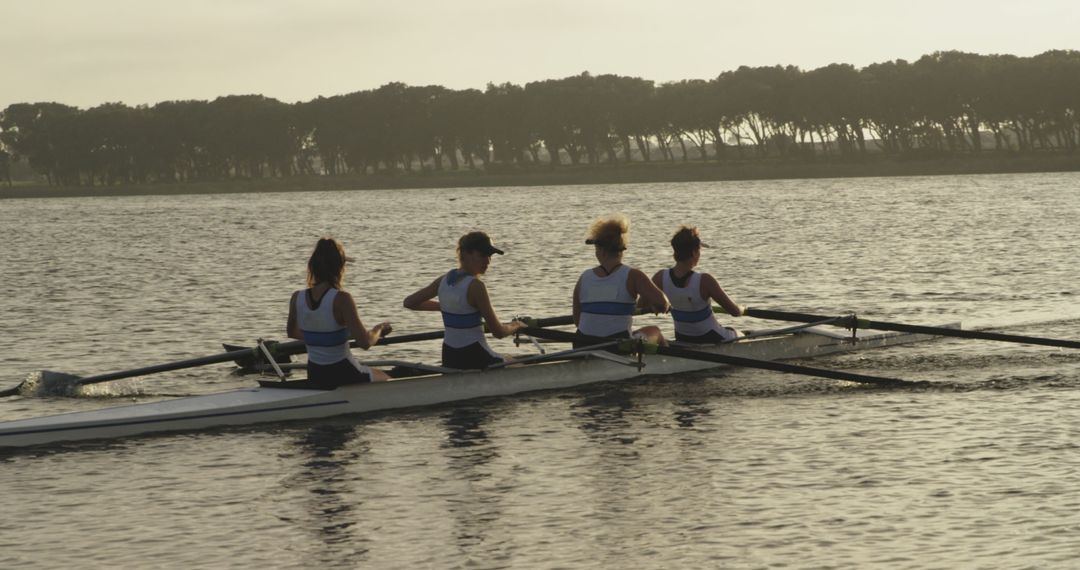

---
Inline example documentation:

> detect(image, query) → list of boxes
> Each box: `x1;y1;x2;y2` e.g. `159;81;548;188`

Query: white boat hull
0;326;942;448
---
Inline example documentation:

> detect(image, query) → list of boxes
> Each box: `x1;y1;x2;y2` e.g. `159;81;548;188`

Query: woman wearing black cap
404;231;526;370
573;215;670;347
287;237;393;385
652;225;746;343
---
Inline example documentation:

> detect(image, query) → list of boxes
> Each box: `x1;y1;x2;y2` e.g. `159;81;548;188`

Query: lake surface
3;173;1080;568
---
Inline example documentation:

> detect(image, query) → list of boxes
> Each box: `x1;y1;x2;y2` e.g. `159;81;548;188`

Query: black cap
461;231;505;256
671;230;710;252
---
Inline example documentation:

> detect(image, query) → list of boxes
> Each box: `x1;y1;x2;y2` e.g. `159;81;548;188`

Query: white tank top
661;270;735;341
295;288;351;365
577;265;635;337
438;270;495;350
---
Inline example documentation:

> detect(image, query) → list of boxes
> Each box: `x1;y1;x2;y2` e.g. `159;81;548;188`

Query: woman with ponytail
287;238;392;385
652;226;746;343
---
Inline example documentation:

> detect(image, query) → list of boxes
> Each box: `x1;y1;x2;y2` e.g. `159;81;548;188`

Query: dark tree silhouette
3;50;1079;186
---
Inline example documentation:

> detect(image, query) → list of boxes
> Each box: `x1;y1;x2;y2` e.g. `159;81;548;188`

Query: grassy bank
3;153;1079;200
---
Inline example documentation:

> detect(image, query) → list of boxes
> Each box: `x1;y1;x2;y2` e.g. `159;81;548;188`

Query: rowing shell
0;325;947;449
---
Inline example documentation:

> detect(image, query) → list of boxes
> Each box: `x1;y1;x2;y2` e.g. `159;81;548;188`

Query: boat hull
0;326;941;448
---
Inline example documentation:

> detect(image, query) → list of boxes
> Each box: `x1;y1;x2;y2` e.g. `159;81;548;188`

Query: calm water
3;173;1080;568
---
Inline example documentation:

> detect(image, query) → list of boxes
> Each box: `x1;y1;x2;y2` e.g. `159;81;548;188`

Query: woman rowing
404;231;526;370
573;215;670;348
652;225;746;343
287;238;393;385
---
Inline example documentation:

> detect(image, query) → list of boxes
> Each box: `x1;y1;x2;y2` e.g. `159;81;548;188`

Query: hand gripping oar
745;308;1080;350
522;327;917;387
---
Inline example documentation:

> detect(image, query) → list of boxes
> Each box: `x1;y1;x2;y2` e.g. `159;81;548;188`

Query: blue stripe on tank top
671;306;713;323
580;301;636;316
442;311;483;329
302;328;349;346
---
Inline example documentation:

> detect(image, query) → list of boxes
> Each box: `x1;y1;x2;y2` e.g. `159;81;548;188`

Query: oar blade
37;370;85;396
41;370;82;383
0;384;23;398
0;370;84;398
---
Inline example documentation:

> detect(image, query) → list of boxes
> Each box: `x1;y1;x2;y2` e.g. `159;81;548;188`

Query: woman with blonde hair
572;215;670;347
404;231;526;369
287;237;393;385
652;225;746;343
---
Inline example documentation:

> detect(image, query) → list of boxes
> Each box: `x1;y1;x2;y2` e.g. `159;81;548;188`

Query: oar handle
746;308;1080;350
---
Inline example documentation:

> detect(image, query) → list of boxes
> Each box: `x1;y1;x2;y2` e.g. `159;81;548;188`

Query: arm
651;269;664;291
467;279;525;339
286;291;302;340
335;290;391;350
700;272;745;316
628;268;670;314
572;277;582;327
640;269;664;309
403;276;442;311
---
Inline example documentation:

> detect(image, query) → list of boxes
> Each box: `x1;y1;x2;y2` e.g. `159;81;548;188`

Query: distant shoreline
3;153;1079;200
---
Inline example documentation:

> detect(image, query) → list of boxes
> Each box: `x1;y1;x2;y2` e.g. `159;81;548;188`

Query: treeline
2;50;1079;186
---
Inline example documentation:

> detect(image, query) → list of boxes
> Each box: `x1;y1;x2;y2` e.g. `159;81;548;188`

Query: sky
4;0;1077;110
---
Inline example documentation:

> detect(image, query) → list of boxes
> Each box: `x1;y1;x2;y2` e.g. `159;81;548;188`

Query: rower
573;215;670;348
404;231;526;370
652;226;746;343
286;238;393;385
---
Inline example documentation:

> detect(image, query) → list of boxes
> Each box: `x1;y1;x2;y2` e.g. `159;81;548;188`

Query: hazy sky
4;0;1077;109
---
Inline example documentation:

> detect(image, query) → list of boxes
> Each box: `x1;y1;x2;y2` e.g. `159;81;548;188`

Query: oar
2;313;582;397
745;308;1080;350
0;345;267;397
522;326;916;387
649;344;917;386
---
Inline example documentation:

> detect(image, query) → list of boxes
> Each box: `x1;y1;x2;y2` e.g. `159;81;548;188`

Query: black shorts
442;342;503;370
307;358;372;387
572;330;631;350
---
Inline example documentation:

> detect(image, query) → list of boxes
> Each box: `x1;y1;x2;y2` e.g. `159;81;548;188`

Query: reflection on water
672;399;712;429
440;406;502;555
281;423;369;563
573;387;640;447
443;406;495;450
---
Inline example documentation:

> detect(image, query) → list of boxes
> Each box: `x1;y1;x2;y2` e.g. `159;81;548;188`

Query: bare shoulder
699;272;721;286
469;277;490;294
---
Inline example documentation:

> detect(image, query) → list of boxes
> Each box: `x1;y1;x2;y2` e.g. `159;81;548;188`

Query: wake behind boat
0;324;947;449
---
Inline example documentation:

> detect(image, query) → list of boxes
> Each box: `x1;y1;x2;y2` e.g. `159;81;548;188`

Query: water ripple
3;174;1080;568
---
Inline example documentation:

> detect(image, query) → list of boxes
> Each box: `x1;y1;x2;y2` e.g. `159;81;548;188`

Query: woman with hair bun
652;225;746;343
287;237;393;385
404;231;526;370
572;215;670;347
